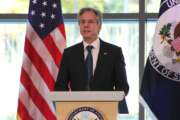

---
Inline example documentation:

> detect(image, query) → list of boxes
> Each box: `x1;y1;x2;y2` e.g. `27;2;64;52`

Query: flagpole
139;0;145;119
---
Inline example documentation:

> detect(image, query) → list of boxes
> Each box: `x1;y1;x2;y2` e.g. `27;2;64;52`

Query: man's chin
83;36;91;40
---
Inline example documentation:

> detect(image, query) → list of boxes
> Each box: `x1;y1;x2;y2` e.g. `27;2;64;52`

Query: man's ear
98;24;102;33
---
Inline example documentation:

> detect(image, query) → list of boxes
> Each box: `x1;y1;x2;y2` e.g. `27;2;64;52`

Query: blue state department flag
140;0;180;120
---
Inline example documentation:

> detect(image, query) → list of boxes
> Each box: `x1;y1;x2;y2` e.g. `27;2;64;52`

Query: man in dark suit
55;7;129;113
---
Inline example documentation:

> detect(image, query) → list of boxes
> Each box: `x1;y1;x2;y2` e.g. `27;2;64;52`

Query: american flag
17;0;66;120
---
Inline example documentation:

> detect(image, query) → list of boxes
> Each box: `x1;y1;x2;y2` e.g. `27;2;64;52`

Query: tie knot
86;45;93;52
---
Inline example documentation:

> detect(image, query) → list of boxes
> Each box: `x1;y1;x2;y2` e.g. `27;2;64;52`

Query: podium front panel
55;101;118;120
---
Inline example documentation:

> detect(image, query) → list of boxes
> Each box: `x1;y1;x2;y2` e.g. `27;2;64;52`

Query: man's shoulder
101;40;122;51
64;42;82;52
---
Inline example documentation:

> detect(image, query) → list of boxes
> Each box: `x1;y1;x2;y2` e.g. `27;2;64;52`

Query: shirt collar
83;38;100;50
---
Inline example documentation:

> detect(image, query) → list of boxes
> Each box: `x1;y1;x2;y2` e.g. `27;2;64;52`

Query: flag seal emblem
150;4;180;82
67;106;104;120
159;22;180;63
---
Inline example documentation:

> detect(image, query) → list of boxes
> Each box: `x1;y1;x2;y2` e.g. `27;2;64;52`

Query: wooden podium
51;91;124;120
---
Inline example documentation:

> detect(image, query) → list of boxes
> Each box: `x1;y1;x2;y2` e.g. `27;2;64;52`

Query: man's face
79;11;101;41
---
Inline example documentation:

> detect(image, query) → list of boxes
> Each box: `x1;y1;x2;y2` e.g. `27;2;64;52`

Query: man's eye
79;20;97;24
88;20;96;23
79;20;85;24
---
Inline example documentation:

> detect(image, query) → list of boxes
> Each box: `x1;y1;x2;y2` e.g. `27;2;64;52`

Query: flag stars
42;1;47;6
41;12;46;18
52;3;57;8
39;23;45;29
32;0;37;4
51;14;55;19
30;10;35;16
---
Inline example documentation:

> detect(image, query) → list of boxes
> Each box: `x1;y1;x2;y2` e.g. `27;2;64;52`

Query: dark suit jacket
55;39;129;112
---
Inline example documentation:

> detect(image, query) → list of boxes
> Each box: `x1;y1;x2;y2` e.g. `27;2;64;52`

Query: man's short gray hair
77;7;103;25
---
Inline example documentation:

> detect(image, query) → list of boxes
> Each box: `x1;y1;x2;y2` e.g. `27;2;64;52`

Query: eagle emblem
159;22;180;63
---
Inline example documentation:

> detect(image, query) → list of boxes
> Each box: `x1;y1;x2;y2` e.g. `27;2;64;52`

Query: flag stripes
22;53;54;111
18;100;33;120
24;37;55;91
20;69;56;120
19;86;46;120
26;24;59;81
50;25;66;55
43;34;62;67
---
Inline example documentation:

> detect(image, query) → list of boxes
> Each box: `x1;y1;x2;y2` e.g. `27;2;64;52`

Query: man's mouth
83;30;90;33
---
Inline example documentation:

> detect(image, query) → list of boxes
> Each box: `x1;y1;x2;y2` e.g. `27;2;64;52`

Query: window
146;0;160;13
145;21;156;60
61;0;138;13
0;23;25;120
0;0;28;13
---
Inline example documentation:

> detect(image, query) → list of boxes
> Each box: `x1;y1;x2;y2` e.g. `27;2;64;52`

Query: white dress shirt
83;38;100;75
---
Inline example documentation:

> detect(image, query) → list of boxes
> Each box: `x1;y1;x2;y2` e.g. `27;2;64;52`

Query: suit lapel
78;42;85;64
93;40;107;81
78;42;87;81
